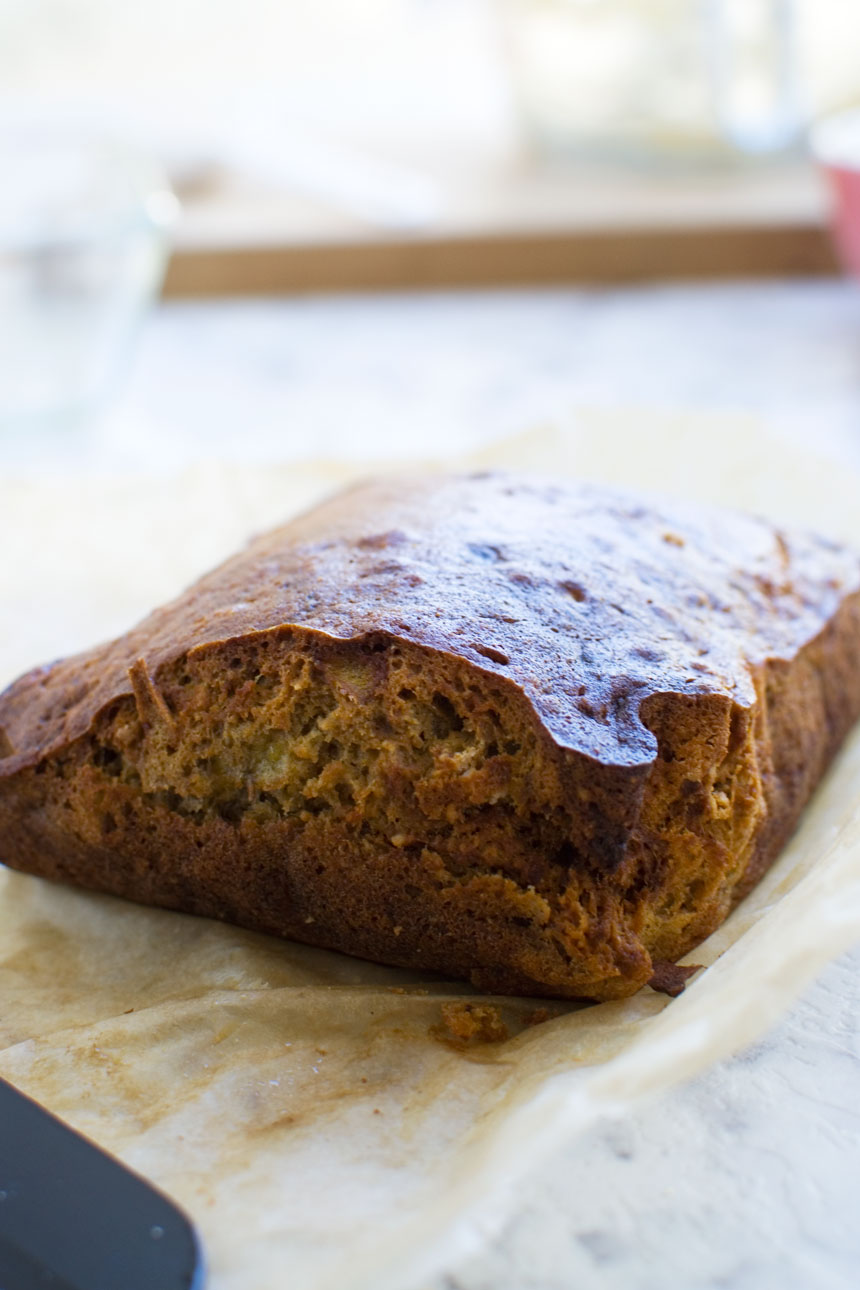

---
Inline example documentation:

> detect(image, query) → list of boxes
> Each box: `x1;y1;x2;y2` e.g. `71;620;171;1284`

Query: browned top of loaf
2;472;859;775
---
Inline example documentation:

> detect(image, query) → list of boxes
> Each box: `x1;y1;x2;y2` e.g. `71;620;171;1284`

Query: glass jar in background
0;128;177;430
501;0;804;164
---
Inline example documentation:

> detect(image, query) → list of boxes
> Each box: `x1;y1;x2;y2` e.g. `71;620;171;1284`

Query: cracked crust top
1;472;857;775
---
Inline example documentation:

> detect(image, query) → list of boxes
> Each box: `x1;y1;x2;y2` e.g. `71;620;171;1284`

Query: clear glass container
501;0;803;164
0;128;177;429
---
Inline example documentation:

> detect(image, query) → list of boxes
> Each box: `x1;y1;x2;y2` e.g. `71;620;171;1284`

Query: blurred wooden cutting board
164;156;837;296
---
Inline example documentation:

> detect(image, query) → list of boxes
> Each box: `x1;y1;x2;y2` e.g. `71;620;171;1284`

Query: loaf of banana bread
1;472;859;1000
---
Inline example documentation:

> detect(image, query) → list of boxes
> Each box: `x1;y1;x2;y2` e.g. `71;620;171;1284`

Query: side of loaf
1;472;859;1000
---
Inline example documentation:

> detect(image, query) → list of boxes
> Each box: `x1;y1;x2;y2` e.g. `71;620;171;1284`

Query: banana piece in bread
1;472;859;1000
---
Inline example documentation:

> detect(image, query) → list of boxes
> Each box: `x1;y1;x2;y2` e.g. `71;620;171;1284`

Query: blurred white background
3;0;860;177
2;0;860;451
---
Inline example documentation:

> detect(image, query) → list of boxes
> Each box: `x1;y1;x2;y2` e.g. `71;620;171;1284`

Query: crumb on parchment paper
430;1000;568;1048
648;961;702;997
432;1001;509;1048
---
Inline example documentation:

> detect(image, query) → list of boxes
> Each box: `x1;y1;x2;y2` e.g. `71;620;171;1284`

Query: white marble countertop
5;278;860;479
444;943;860;1290
4;278;860;1289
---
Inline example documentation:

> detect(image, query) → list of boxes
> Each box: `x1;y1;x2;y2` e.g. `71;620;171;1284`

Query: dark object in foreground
1;471;860;1001
0;1077;203;1290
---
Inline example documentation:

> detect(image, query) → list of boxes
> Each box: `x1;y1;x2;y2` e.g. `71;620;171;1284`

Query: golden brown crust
1;472;859;1000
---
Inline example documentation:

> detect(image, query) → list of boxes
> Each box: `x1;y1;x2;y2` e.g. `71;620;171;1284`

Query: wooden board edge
163;223;839;297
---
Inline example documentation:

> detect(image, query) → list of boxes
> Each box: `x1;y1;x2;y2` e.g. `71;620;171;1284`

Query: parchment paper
2;413;860;1290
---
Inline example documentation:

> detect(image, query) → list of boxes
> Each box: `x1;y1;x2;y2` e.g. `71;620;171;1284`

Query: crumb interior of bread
58;629;768;993
91;632;578;892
